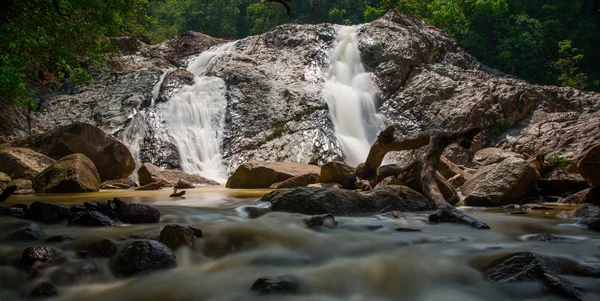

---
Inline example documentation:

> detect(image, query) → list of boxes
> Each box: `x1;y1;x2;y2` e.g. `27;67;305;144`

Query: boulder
33;154;101;193
21;246;55;267
135;180;169;191
250;275;299;294
538;169;589;196
227;161;320;189
112;240;176;277
83;201;116;218
159;224;196;250
396;160;459;205
373;176;396;190
68;211;115;227
25;201;70;223
262;185;430;216
572;203;600;224
317;161;356;189
0;147;55;180
10;123;135;181
113;198;160;224
559;187;600;205
8;179;35;194
577;143;600;186
100;179;138;189
138;163;219;186
0;171;10;190
270;173;320;189
175;179;195;189
375;164;403;185
462;157;538;206
5;223;45;241
486;252;583;301
472;148;525;168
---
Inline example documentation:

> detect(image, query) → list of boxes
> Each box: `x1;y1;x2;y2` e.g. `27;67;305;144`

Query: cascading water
121;112;146;183
166;42;235;183
323;26;384;166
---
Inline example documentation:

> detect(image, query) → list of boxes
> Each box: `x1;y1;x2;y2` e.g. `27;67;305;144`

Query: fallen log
357;126;489;229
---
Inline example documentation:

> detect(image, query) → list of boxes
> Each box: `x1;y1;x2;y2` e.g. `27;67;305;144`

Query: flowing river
1;189;599;301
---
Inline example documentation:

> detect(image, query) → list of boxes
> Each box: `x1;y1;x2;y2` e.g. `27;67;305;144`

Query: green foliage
553;40;588;89
549;155;569;168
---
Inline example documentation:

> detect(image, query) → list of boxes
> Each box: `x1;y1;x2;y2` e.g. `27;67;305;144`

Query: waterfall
166;42;235;183
323;26;384;166
122;112;146;183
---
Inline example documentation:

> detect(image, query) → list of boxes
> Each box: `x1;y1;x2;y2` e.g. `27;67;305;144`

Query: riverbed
1;187;599;301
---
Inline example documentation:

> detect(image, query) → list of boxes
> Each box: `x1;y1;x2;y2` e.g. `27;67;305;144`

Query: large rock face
577;143;600;186
9;123;134;181
4;12;599;174
33;153;101;193
226;161;321;188
0;147;55;180
461;157;539;206
138;163;219;186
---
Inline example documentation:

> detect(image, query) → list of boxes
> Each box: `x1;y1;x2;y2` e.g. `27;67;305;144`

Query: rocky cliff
3;11;599;175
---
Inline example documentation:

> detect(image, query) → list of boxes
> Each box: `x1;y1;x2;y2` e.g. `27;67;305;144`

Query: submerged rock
22;246;56;268
138;163;218;186
250;275;299;295
33;154;101;193
135;180;169;190
112;240;176;277
5;223;45;241
68;211;116;227
263;185;430;215
84;239;118;258
0;147;55;180
302;214;338;229
527;233;562;242
113;198;160;224
25;202;70;224
9;123;135;181
30;281;58;297
159;224;196;250
227;161;321;189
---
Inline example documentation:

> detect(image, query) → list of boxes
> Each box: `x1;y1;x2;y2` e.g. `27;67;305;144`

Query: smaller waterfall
166;42;235;182
150;70;168;107
122;112;146;183
323;26;384;166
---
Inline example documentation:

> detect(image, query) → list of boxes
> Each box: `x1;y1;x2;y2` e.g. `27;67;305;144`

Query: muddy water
1;187;599;301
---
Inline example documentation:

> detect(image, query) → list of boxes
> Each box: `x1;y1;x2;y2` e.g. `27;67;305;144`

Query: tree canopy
1;0;599;106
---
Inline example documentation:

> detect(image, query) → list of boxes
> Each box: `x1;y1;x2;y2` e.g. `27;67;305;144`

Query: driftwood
0;185;17;203
357;126;489;229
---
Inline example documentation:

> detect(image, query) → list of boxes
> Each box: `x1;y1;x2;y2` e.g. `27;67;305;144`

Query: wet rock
22;246;55;267
269;173;320;189
188;226;203;238
572;203;600;220
69;211;115;227
588;219;600;232
577;142;600;186
175;179;195;189
45;235;74;243
317;161;356;189
138;163;218;186
395;227;421;232
113;198;160;224
508;211;527;215
521;204;555;210
486;252;583;301
462;157;539;206
70;205;87;213
227;161;320;189
373;175;396;190
374;210;405;220
5;224;45;241
135;180;169;190
33;154;101;193
528;233;562;242
112;240;176;277
159;224;196;250
46;259;98;285
302;214;338;229
560;187;600;205
100;179;138;189
250;275;299;294
0;204;26;218
10;123;135;181
25;201;70;224
538;169;589;196
0;147;55;180
263;185;430;216
30;281;58;298
396;159;459;205
85;239;118;257
472;148;525;168
84;200;116;217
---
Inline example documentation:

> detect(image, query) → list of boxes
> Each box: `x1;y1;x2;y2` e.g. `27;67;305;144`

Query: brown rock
100;179;138;189
33;154;101;193
472;148;524;168
135;180;169;191
462;157;539;206
577;143;600;186
7;178;34;194
10;123;135;181
375;164;403;184
175;179;195;189
227;161;320;189
307;183;343;189
559;187;600;205
269;173;320;189
0;147;55;180
138;163;219;187
317;161;356;189
538;169;589;196
373;176;396;190
159;224;196;250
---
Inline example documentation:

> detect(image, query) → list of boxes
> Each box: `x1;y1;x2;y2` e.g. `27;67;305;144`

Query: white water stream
165;42;235;183
323;26;384;166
